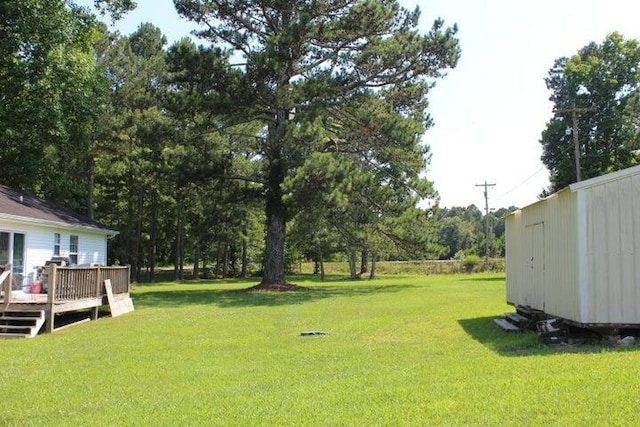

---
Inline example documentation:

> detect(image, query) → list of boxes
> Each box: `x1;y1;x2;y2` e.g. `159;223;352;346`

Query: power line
493;166;547;205
490;105;597;207
493;128;587;206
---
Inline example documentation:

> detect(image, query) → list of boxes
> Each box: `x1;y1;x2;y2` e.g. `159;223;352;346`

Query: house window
69;235;78;265
0;232;25;289
12;233;24;280
0;232;8;266
54;233;60;256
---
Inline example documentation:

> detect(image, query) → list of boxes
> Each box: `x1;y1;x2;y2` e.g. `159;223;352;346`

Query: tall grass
1;274;638;426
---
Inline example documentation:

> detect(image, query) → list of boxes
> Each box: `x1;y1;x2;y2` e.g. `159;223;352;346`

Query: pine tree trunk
369;254;377;280
360;250;369;275
348;251;358;280
86;151;95;220
174;196;184;281
216;241;223;278
149;193;157;283
240;235;248;278
240;184;249;278
193;241;200;280
316;246;325;280
260;134;287;286
222;243;230;278
134;190;143;282
262;211;286;285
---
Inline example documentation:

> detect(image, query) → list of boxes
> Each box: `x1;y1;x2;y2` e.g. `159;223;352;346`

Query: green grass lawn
1;273;638;426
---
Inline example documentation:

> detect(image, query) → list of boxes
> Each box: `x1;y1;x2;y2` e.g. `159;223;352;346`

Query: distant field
1;273;638;426
148;259;505;283
294;259;505;276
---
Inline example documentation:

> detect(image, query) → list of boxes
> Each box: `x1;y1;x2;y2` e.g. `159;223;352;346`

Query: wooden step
1;310;43;316
505;312;533;329
0;310;45;339
493;318;522;332
0;332;31;339
0;328;33;336
0;324;35;330
506;311;528;322
0;316;39;323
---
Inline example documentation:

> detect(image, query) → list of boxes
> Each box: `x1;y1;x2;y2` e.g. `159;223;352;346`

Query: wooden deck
1;264;132;335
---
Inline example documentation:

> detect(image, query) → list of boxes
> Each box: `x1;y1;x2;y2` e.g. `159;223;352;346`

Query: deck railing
48;265;131;302
1;263;131;333
1;263;130;306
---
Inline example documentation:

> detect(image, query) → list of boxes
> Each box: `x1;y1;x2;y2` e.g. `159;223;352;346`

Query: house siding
0;217;108;282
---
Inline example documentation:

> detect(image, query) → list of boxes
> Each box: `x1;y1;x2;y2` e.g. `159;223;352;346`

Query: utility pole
555;103;595;183
476;181;495;266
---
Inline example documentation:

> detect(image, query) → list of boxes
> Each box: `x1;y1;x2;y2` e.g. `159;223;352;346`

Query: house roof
0;185;118;236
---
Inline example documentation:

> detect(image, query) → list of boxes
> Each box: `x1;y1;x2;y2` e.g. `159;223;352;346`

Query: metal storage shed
505;164;640;327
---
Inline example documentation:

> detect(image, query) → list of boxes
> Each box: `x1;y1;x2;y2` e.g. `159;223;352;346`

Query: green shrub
462;253;482;272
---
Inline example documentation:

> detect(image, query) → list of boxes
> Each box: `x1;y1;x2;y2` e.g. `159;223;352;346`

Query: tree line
3;2;637;284
2;0;464;284
540;32;640;192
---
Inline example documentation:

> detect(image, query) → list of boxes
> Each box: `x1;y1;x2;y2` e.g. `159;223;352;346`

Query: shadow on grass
458;316;619;356
134;274;375;287
132;282;417;309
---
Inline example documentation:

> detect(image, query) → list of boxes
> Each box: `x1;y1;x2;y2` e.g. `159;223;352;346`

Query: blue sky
82;0;640;209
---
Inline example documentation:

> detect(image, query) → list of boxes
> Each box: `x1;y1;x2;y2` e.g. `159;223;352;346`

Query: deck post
127;265;131;293
91;266;101;320
45;264;57;333
2;263;12;309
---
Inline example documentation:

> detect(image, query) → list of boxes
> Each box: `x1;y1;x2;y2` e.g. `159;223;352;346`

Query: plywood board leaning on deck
104;279;134;317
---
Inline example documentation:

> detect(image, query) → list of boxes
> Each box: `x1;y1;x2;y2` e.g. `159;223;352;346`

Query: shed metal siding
542;189;578;321
583;173;640;324
506;199;549;310
505;211;520;305
507;165;640;326
506;190;579;318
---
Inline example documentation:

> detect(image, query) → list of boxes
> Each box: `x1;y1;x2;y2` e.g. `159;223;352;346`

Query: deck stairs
0;310;46;339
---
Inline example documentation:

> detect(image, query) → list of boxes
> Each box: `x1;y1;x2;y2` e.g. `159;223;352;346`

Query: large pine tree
174;0;460;287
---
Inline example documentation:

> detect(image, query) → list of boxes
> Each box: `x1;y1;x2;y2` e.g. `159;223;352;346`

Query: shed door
525;222;545;310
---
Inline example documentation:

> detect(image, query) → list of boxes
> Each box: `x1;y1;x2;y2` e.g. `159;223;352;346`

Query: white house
505;165;640;327
0;185;118;288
